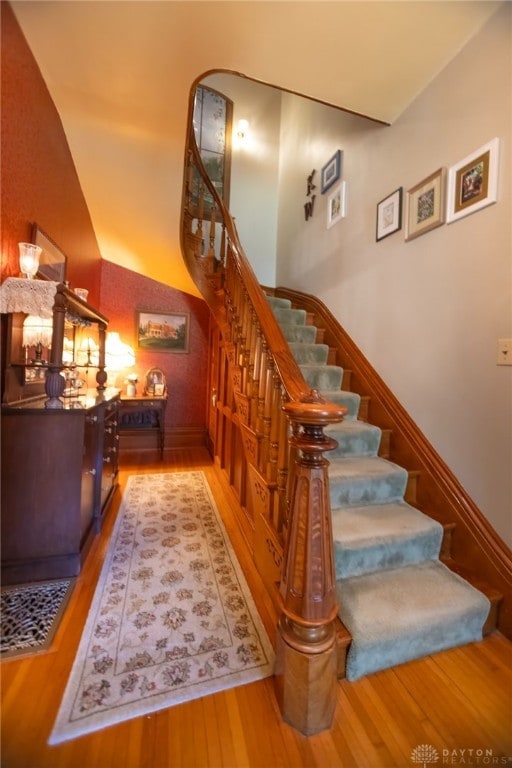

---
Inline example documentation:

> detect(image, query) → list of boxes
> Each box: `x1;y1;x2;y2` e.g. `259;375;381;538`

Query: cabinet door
82;414;99;542
101;400;119;513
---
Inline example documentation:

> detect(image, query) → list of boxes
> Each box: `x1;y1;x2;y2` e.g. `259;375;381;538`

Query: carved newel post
275;391;345;735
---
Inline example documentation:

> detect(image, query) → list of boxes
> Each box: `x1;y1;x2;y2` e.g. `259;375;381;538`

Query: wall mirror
32;224;67;282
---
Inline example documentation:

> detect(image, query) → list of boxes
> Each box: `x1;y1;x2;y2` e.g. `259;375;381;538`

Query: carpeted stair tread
325;420;382;457
329;456;408;507
320;390;361;419
272;307;307;326
266;296;291;309
338;560;491;680
279;323;318;343
300;363;343;391
332;502;443;578
290;341;329;365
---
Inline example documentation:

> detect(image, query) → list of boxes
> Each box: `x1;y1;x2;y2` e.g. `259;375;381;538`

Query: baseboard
119;427;207;455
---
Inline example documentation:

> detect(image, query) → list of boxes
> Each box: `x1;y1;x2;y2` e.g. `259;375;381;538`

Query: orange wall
1;2;101;304
100;260;209;431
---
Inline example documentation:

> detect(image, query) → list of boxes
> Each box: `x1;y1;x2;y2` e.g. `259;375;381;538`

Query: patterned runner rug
1;579;74;659
49;471;275;744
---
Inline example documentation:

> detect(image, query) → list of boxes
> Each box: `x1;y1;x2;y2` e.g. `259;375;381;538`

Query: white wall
202;74;281;286
275;5;511;544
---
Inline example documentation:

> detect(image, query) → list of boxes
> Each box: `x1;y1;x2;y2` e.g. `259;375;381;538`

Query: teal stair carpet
268;296;490;681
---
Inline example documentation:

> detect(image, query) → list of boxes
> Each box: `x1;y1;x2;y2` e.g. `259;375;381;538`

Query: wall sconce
236;119;249;141
22;315;53;364
19;243;42;280
105;331;135;386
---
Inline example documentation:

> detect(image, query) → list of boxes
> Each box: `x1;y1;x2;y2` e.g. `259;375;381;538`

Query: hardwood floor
2;448;511;768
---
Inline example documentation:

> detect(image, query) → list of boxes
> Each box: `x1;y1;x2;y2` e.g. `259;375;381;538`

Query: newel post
274;392;345;736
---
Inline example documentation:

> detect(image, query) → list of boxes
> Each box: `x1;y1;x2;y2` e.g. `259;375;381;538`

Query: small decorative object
405;168;446;241
19;243;42;279
304;170;316;221
126;373;138;397
137;311;189;353
74;288;88;302
144;367;166;396
376;187;403;241
447;137;500;223
327;182;347;229
321;150;342;194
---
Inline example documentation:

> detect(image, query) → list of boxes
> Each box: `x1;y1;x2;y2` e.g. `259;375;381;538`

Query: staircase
268;295;493;680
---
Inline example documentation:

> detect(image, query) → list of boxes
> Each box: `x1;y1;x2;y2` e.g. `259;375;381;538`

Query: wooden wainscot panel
248;464;282;603
233;391;250;426
239;423;261;467
254;512;282;607
231;366;242;393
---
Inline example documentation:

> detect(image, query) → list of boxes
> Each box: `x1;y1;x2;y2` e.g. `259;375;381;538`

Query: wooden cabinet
1;391;119;585
0;280;119;584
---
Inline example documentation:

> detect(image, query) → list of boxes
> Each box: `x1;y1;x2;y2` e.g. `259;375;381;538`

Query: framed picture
327;182;347;229
447;138;500;223
321;149;342;194
32;224;67;282
405;168;446;241
376;187;403;241
136;310;190;353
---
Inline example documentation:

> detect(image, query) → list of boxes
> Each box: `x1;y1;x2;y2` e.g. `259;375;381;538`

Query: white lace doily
0;278;59;318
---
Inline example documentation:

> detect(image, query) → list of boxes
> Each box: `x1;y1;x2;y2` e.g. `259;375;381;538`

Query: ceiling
11;1;502;295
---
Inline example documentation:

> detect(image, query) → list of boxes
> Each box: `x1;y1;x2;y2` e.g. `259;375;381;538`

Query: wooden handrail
180;87;346;735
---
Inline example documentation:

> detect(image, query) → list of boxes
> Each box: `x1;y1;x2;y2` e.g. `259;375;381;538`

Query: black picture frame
376;187;403;241
136;310;190;353
321;150;342;194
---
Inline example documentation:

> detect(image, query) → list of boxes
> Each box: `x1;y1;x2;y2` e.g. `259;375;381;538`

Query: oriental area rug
49;471;275;745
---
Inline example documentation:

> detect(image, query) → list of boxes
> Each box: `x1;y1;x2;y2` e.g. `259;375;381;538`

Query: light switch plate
497;338;512;365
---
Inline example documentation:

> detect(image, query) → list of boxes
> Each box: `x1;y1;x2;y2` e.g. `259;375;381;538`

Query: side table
118;395;168;459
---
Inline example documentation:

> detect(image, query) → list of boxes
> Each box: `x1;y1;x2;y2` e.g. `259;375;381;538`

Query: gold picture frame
447;138;500;223
405;168;446;241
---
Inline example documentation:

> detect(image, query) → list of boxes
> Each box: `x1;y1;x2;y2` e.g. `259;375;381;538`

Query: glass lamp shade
105;332;135;372
19;243;42;279
22;315;53;348
22;315;53;363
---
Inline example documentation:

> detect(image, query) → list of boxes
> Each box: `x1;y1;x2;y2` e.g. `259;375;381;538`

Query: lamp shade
19;243;42;279
105;332;135;372
22;315;53;348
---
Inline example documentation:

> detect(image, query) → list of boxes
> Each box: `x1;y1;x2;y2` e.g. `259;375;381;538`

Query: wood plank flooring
2;448;511;768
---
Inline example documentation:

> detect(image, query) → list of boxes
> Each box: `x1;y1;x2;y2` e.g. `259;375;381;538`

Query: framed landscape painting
137;310;190;353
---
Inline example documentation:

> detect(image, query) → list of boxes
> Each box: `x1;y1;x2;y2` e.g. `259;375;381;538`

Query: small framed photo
327;182;347;229
137;310;190;353
321;149;342;194
405;168;446;241
376;187;403;241
447;138;500;223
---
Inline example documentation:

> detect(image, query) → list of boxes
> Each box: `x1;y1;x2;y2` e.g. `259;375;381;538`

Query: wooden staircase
180;99;512;733
268;287;510;648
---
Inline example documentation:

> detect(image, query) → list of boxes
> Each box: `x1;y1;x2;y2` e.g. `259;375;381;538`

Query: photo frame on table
136;310;190;353
32;224;67;282
327;182;347;229
446;138;500;223
321;149;342;193
376;187;403;241
405;168;446;241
